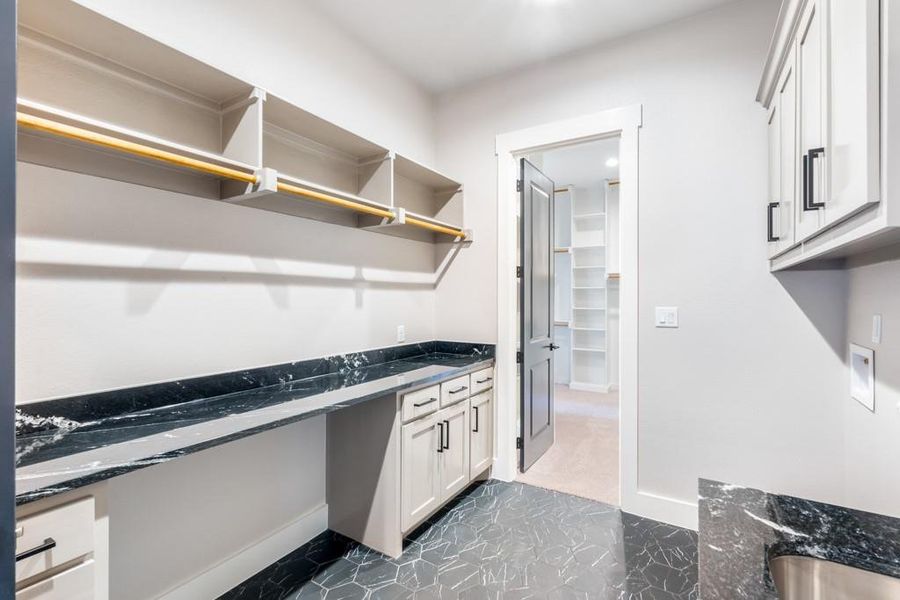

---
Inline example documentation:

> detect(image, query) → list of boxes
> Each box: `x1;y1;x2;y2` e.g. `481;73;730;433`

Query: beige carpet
517;385;619;506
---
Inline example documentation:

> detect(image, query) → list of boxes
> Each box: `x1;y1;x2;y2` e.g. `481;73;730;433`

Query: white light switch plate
873;314;882;344
397;325;406;343
655;307;678;328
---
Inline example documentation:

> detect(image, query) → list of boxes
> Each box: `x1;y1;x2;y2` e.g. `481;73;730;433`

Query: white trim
494;105;696;530
569;382;611;393
160;504;328;599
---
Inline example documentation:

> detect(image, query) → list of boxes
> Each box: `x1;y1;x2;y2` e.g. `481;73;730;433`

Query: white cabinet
438;400;470;500
768;45;799;258
469;391;493;478
400;413;441;532
795;0;826;241
759;0;887;270
16;561;94;600
399;367;493;534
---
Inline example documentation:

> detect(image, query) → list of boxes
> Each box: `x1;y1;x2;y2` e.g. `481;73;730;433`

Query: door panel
796;0;825;240
469;390;493;478
401;414;440;532
519;159;555;471
767;103;781;257
777;46;797;255
439;401;470;501
825;0;880;225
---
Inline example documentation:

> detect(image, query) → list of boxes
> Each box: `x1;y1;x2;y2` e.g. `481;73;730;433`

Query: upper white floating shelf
16;0;469;244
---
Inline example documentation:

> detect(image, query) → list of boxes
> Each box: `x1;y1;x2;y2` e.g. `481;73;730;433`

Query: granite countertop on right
698;478;900;599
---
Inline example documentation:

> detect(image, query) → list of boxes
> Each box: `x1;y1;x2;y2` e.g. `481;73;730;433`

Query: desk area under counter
13;341;494;597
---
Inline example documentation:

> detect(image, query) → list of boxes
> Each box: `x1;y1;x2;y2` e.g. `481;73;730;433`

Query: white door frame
494;105;696;528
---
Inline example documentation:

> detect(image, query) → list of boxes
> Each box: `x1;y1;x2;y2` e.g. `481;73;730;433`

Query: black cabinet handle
449;386;467;395
476;377;493;384
16;537;56;562
473;406;480;433
803;147;826;211
443;420;450;450
437;422;443;453
414;397;438;408
767;202;780;242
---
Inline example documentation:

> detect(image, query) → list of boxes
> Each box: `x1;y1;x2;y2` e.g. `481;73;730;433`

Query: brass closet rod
17;112;467;239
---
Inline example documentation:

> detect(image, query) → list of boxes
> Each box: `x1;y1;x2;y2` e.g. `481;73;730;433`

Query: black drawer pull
803;147;826;211
16;538;56;562
437;422;444;453
476;377;493;384
443;420;450;450
448;386;468;395
767;202;780;242
413;397;438;408
473;406;480;433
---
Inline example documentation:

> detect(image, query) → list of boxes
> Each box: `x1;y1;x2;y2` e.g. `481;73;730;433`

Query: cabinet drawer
469;368;494;394
401;385;440;423
16;560;94;600
16;497;94;584
440;375;470;407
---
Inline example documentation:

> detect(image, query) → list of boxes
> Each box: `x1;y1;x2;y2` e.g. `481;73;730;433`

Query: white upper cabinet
796;0;826;241
758;0;892;270
825;0;880;226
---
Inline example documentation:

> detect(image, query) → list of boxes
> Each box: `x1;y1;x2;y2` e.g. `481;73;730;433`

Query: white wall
435;0;853;526
17;1;437;596
843;247;900;519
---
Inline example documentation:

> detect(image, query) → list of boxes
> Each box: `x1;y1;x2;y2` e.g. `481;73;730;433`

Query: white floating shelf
573;347;606;353
573;306;606;311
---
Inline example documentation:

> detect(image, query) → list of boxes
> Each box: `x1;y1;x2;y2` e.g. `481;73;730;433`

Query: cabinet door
776;46;798;255
825;0;880;225
469;391;493;479
767;102;782;258
796;0;826;241
401;414;441;532
438;401;470;502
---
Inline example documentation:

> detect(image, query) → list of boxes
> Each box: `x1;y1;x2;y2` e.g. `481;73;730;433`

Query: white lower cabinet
400;413;441;532
469;391;493;479
400;368;494;534
438;400;470;500
16;560;94;600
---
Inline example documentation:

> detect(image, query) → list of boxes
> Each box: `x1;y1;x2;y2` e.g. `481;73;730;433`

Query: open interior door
519;158;557;471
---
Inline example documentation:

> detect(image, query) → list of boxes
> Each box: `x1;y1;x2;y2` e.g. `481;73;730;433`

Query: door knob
544;343;560;351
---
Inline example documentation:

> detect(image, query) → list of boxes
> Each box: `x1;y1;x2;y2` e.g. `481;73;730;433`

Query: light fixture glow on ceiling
605;157;619;168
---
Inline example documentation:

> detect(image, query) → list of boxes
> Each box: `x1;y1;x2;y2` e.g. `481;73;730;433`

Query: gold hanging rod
16;112;259;184
276;181;394;219
608;179;620;186
17;112;467;240
405;215;466;238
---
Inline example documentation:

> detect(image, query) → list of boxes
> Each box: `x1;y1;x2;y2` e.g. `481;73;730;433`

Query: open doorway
515;137;621;506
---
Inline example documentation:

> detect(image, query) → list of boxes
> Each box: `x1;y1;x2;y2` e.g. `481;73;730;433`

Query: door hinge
516;437;523;449
516;266;522;278
516;351;522;364
516;179;522;192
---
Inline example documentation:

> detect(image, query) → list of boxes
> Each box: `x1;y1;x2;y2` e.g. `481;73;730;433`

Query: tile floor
517;386;619;505
220;480;697;600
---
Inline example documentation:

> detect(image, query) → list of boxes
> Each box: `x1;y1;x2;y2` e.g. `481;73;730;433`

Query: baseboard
161;504;329;600
569;382;610;393
625;490;698;531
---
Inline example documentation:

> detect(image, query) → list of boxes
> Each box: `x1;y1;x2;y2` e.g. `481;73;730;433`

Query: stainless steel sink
770;555;900;599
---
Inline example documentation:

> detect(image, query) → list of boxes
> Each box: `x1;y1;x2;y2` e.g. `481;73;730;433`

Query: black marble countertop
698;478;900;598
15;341;494;506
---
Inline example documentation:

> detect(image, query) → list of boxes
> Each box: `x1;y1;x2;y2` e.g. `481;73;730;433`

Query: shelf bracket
222;167;278;203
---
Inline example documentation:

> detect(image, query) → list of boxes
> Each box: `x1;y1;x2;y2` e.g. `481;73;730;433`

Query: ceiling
534;136;620;189
306;0;740;92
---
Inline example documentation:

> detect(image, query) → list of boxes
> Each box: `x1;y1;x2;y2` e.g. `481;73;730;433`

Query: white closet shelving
16;0;469;245
554;183;612;392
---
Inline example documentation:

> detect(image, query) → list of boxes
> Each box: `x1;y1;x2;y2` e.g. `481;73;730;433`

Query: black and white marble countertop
699;478;900;598
15;341;494;506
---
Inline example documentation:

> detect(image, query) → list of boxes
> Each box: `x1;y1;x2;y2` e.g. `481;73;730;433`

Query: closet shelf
573;306;606;311
19;110;468;240
573;265;605;270
571;327;605;332
17;0;469;246
573;286;604;290
554;321;571;327
573;347;606;353
574;212;606;219
573;244;605;250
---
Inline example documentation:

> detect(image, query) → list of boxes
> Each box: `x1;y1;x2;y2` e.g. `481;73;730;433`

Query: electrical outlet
655;307;678;328
397;325;406;343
